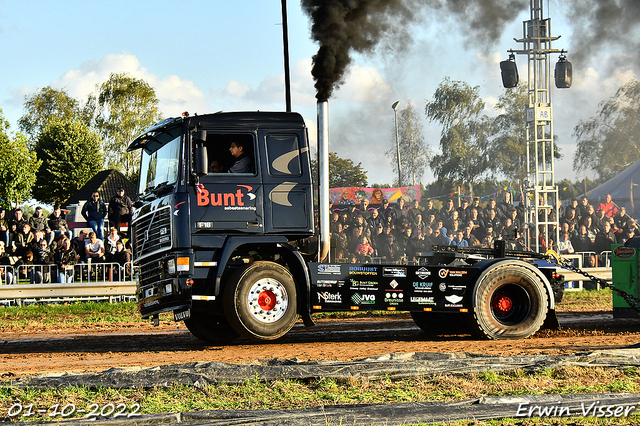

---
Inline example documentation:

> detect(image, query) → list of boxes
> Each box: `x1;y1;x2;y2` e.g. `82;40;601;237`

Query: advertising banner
330;186;420;206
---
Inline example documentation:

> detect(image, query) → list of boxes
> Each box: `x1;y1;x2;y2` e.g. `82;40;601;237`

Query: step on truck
127;109;564;343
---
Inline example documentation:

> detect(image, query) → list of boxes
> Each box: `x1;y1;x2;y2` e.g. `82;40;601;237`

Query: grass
555;288;613;312
1;367;639;423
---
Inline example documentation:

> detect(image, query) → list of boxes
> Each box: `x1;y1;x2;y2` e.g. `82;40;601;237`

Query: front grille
138;258;165;288
132;206;172;261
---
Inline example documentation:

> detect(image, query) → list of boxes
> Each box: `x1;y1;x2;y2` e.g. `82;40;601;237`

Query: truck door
259;130;314;234
192;132;264;235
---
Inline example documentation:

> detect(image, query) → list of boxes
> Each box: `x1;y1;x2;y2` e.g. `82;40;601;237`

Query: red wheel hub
258;290;277;311
493;295;513;313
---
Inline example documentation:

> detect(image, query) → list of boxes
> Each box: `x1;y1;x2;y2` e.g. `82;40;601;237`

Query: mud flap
541;309;560;330
301;309;315;327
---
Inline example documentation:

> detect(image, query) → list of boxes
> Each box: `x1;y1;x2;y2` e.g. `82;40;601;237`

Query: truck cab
129;112;316;342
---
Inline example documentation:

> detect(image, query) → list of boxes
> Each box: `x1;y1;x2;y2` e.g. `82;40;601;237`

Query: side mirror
194;130;207;144
193;130;208;176
195;145;208;177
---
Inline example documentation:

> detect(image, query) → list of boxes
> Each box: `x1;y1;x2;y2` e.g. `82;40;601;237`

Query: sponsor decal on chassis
415;267;432;279
410;296;436;305
412;281;434;293
349;279;379;291
383;267;407;278
384;291;404;305
317;264;341;275
351;293;376;305
348;266;378;276
316;279;340;288
317;291;342;303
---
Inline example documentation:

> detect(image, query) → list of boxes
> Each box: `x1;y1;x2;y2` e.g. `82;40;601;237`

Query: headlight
167;259;176;275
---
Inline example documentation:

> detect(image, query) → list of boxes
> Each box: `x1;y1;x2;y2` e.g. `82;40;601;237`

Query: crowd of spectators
0;188;133;284
328;192;638;265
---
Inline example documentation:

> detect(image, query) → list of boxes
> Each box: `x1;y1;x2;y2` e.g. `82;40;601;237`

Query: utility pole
504;0;571;252
392;101;402;187
281;0;291;112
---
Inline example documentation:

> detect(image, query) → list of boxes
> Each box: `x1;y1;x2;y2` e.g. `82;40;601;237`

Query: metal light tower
503;0;571;252
392;101;402;187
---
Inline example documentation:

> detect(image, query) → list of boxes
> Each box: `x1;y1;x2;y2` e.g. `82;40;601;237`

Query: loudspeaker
555;57;573;89
500;58;519;88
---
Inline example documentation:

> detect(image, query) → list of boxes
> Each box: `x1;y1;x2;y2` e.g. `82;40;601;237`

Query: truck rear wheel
223;261;298;340
184;312;240;344
472;264;548;340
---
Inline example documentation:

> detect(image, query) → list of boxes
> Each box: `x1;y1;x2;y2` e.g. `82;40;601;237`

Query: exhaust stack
317;101;330;262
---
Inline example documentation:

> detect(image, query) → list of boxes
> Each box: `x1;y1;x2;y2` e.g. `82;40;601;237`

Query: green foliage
489;84;529;184
573;78;640;179
91;72;162;179
311;151;368;188
18;86;87;149
426;78;491;196
0;109;40;206
426;77;485;133
386;101;430;186
32;118;103;205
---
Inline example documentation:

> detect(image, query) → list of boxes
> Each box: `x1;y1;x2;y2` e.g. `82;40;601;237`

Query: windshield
138;133;181;196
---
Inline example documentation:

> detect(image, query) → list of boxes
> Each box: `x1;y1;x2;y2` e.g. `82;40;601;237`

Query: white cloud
224;80;251;98
334;65;394;104
52;53;143;100
475;51;502;67
49;52;210;119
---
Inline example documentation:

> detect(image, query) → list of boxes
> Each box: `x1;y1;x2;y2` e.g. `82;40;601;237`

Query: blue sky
0;1;637;189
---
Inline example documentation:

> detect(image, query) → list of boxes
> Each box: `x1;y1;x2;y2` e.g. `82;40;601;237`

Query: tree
0;109;40;207
18;86;86;148
425;78;491;196
33;118;103;205
91;73;162;178
489;84;529;184
386;101;430;186
573;78;640;180
311;152;368;188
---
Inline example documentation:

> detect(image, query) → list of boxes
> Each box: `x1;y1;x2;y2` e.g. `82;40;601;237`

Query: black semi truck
127;108;563;343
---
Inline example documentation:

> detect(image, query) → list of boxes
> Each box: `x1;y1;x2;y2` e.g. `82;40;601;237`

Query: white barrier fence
0;262;136;306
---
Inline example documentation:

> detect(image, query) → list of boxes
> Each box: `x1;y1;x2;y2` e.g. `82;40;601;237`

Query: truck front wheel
223;261;298;340
472;264;548;340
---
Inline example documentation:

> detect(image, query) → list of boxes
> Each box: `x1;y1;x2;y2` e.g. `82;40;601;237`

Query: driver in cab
228;141;252;173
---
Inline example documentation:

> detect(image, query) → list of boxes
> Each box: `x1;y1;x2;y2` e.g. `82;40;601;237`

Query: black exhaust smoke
301;0;530;102
301;0;414;102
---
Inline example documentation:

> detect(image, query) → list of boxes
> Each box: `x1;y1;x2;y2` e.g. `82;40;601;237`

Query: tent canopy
586;158;640;218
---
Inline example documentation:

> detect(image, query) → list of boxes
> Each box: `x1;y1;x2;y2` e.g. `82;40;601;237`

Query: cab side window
205;133;255;175
266;134;301;177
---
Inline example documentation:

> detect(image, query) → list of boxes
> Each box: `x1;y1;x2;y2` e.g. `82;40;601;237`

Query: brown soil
2;311;640;381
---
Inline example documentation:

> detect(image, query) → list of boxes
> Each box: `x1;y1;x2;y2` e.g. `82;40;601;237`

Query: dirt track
2;311;640;380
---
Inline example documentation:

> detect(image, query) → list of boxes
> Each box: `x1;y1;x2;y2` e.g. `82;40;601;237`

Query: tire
223;261;298;341
472;263;548;340
184;311;240;344
411;312;473;336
